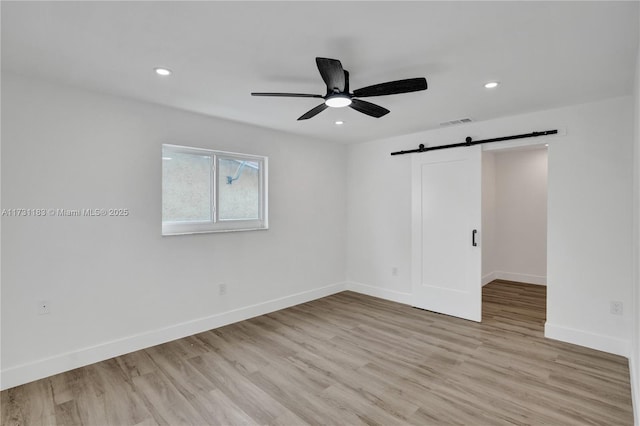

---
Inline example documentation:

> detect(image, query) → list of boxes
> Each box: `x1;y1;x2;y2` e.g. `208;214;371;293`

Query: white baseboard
484;270;546;286
0;282;347;391
545;322;630;357
482;272;496;286
346;281;412;305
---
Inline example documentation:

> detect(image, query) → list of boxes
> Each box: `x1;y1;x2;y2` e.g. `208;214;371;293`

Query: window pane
218;158;260;221
162;150;212;222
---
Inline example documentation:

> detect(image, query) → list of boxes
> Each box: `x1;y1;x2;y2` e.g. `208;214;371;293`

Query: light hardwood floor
1;281;634;425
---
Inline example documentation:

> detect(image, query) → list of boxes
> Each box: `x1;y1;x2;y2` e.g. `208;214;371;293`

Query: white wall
345;136;413;303
481;152;497;282
0;74;347;389
488;148;548;285
347;96;634;356
631;12;640;424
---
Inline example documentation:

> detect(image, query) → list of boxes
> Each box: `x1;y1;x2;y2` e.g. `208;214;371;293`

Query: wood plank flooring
1;280;634;425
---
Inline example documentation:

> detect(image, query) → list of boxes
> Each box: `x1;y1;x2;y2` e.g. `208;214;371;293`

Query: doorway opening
481;145;548;331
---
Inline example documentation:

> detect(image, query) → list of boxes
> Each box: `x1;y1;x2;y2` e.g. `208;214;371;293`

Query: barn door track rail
390;129;558;156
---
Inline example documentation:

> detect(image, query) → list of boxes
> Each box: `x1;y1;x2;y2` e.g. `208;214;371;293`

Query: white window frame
162;144;268;236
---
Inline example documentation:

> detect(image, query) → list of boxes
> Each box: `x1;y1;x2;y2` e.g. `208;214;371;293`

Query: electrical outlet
219;283;227;296
38;300;50;315
391;267;399;277
610;301;623;315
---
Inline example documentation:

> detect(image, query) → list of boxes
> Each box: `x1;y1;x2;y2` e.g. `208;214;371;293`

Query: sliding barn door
411;145;482;322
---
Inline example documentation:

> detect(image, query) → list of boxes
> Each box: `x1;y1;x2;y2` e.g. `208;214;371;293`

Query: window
162;144;268;235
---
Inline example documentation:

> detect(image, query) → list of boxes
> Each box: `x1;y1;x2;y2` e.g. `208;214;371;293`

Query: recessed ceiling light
325;95;352;108
154;67;172;76
484;81;499;89
335;121;344;125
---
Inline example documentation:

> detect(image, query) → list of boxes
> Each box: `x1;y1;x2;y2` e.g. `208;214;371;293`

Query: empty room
2;1;640;425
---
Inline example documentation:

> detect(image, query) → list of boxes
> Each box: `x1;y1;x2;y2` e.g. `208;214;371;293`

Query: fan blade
297;103;329;120
251;92;324;98
316;57;345;93
353;77;427;98
349;99;390;118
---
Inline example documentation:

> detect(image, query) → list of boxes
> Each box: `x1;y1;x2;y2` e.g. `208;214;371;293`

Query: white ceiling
2;1;638;144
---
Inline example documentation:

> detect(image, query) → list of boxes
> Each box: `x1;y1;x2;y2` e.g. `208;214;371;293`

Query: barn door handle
472;229;478;247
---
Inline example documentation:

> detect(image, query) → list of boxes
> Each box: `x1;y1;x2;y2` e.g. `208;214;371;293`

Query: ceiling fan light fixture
252;57;427;120
325;95;352;108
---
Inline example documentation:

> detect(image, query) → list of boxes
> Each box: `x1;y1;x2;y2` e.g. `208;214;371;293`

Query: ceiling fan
251;57;428;121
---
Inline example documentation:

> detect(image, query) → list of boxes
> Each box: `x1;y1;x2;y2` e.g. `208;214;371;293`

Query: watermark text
2;208;130;217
